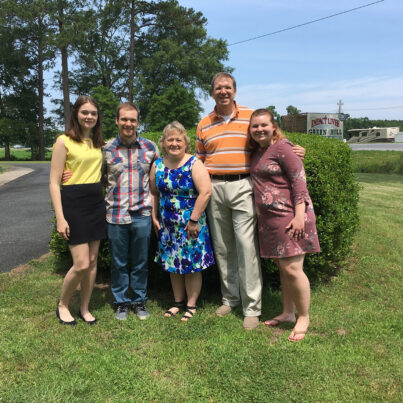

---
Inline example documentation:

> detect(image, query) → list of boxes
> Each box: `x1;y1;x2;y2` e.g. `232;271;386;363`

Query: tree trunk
4;137;10;161
61;45;70;131
37;23;45;161
58;1;70;131
128;0;136;103
30;133;35;161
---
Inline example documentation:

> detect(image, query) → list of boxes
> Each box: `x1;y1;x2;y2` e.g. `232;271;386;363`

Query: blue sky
180;0;402;120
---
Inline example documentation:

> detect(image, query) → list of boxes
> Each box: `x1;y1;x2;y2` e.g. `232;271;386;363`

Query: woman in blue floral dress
150;122;214;321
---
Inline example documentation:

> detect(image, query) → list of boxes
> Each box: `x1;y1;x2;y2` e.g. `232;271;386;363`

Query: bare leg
277;255;310;341
263;259;296;326
181;272;202;321
164;273;186;317
58;243;91;322
79;240;100;321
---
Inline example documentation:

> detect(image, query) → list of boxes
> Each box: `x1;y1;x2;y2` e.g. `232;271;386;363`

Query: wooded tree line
343;116;403;137
0;0;230;160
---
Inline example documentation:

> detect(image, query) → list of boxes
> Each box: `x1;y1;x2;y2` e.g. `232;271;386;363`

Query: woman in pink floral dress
248;109;320;342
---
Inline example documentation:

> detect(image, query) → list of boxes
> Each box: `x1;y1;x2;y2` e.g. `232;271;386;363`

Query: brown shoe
215;305;232;317
243;316;259;330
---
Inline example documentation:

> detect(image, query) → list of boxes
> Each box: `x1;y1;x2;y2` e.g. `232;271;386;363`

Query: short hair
210;72;237;94
66;95;103;148
247;108;286;151
116;102;139;119
159;121;191;154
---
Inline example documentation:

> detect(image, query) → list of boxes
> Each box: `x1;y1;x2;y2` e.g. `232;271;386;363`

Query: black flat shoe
78;311;97;325
56;307;76;326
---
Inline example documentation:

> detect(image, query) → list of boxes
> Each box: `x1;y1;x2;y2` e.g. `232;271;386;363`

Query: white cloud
200;76;403;120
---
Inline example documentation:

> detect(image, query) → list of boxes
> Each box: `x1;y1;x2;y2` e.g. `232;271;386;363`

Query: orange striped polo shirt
196;102;253;175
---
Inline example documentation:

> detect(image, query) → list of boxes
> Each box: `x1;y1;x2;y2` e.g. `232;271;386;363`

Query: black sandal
181;305;197;322
164;301;185;317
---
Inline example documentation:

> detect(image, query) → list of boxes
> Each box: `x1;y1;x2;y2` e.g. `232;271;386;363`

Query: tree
286;105;301;115
126;0;157;103
89;85;120;140
266;105;281;124
145;81;201;131
49;0;85;130
0;0;40;160
133;0;230;119
4;0;56;160
48;0;92;129
70;0;131;97
70;0;230;122
29;1;54;160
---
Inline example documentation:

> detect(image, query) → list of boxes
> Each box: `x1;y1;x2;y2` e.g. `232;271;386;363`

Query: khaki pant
207;177;262;317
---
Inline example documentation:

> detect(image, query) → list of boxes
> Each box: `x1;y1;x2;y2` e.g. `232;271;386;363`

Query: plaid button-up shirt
103;135;160;224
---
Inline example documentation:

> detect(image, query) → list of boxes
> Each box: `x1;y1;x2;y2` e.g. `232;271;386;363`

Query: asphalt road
0;163;53;273
349;143;403;151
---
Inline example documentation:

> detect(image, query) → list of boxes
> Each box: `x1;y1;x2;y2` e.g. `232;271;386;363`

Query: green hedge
283;132;359;283
49;130;360;286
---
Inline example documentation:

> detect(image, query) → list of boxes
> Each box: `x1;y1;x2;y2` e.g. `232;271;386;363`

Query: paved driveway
0;163;53;273
349;143;403;151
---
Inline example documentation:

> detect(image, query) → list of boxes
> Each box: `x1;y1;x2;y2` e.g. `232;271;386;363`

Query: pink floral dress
250;139;320;258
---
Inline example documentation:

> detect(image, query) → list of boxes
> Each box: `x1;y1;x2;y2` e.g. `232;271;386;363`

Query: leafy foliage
2;0;231;156
266;105;281;125
144;81;201;131
0;1;38;157
89;85;120;140
283;132;360;283
70;0;230;123
286;105;301;115
0;0;57;160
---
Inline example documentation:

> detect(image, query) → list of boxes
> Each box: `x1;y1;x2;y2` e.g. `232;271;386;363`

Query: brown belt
210;174;250;182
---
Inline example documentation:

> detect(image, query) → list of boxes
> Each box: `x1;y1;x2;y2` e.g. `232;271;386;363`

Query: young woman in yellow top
49;96;106;325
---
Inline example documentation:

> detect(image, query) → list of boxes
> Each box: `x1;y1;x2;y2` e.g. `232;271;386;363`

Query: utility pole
337;99;344;114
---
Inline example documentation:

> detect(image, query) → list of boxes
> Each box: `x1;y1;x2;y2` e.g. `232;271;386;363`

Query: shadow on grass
51;249;285;320
354;173;403;184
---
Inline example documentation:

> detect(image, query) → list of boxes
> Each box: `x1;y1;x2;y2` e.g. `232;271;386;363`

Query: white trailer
347;127;399;143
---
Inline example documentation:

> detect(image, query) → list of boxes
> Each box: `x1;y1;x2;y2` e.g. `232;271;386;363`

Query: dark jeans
107;213;151;305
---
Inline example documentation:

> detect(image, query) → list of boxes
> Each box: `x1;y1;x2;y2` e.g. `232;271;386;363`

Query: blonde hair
159;121;191;153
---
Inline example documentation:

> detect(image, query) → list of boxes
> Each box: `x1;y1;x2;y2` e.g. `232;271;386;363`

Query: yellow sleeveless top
57;134;102;185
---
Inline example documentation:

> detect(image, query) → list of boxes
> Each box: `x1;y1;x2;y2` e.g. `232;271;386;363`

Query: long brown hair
247;108;286;151
66;95;103;148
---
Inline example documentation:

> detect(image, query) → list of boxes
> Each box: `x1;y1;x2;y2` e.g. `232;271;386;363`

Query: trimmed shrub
49;130;360;287
285;132;360;283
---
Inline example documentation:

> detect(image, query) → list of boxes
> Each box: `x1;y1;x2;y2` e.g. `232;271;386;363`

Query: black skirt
61;182;106;245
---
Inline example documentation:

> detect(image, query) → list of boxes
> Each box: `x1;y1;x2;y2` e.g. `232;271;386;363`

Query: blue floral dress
154;156;215;274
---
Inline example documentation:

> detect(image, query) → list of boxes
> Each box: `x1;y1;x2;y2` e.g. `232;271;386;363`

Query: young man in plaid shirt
104;103;159;320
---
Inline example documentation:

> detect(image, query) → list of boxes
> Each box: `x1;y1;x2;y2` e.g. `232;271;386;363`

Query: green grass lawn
0;148;52;161
0;174;402;402
352;150;403;174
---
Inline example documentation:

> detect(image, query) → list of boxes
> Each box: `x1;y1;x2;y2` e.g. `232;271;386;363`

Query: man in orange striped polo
196;72;304;329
